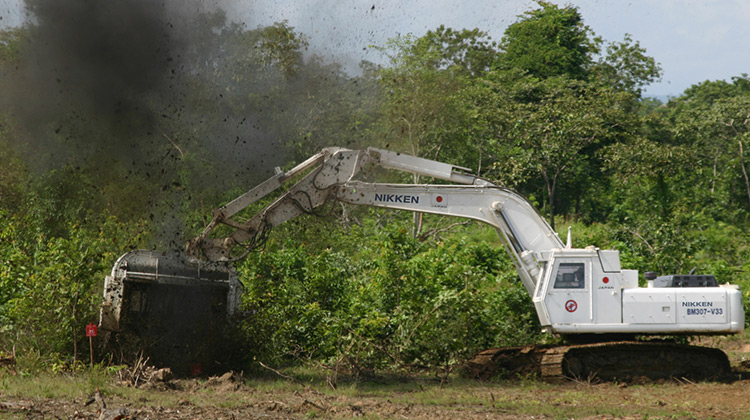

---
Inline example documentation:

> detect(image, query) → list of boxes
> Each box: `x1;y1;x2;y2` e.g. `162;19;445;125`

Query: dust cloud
2;0;284;178
0;0;316;249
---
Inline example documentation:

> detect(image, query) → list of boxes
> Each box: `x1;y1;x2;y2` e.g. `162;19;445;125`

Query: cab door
545;260;592;325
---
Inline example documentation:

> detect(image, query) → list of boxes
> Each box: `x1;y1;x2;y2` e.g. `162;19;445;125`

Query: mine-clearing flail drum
100;250;242;374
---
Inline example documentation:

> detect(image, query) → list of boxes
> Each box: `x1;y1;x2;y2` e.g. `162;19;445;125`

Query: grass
0;372;87;399
0;365;746;419
243;368;711;419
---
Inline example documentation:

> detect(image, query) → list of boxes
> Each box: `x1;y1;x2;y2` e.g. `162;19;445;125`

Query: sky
1;0;748;98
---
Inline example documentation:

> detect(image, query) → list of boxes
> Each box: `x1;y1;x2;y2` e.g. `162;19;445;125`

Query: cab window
554;263;585;289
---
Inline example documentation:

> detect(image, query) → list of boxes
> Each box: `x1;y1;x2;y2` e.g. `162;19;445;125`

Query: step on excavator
100;147;744;380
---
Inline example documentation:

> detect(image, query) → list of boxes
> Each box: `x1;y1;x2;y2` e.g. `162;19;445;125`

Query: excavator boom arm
186;147;562;294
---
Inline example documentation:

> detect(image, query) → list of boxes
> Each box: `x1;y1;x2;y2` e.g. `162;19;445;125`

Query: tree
677;75;750;107
483;1;662;227
499;1;598;80
373;26;501;164
492;77;635;229
410;25;498;77
593;34;662;97
680;96;750;210
376;34;470;160
665;77;750;219
0;118;27;214
374;29;499;236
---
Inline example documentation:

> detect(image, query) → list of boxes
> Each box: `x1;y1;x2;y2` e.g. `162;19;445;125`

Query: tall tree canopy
499;1;597;80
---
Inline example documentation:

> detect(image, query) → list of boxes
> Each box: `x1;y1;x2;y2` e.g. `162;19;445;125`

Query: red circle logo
603;277;609;284
565;300;578;313
436;196;443;203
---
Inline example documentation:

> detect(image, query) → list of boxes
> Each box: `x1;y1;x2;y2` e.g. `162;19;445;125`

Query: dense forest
1;1;749;375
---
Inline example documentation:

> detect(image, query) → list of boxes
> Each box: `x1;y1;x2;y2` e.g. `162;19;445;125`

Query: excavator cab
533;248;744;335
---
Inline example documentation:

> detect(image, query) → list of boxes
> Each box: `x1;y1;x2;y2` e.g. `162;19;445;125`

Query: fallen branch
303;399;326;411
258;361;330;411
258;361;303;386
162;132;184;157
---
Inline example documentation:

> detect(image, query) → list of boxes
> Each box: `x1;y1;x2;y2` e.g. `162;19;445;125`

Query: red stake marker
86;324;97;367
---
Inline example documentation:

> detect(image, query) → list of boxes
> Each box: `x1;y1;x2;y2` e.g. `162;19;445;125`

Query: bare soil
3;372;750;419
3;336;750;419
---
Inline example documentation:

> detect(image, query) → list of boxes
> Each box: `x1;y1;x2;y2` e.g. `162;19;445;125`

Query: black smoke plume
3;0;290;176
1;1;374;249
0;1;291;248
5;1;172;164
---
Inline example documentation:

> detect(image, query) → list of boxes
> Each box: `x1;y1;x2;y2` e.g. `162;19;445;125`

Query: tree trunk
412;173;423;238
72;325;78;365
541;170;557;230
711;150;718;194
412;212;423;238
72;286;80;364
740;140;750;208
548;189;556;231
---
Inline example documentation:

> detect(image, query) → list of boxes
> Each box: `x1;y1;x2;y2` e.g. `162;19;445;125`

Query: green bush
238;223;543;375
0;207;146;368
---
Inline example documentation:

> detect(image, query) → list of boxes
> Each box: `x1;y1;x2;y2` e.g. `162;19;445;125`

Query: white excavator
100;147;744;380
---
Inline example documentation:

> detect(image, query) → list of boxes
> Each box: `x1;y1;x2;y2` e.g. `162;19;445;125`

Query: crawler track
466;342;731;382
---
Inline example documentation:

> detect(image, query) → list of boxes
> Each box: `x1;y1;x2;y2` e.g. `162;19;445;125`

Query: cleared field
2;367;750;419
0;335;748;419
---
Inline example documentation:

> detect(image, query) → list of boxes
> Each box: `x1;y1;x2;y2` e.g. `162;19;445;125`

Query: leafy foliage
238;224;541;374
0;194;147;365
593;34;662;96
500;1;598;80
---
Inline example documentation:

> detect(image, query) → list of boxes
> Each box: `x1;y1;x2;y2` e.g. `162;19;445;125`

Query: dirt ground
3;371;750;419
3;336;750;419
